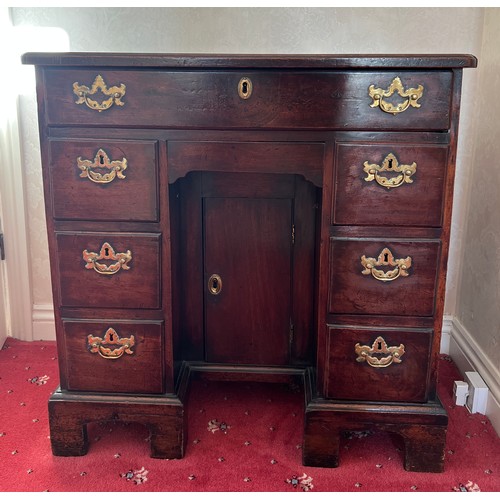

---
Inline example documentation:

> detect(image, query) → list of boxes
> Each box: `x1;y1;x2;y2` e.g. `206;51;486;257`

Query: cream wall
455;9;500;396
11;6;484;321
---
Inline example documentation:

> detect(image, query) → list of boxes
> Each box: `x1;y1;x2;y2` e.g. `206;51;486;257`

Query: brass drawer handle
368;77;423;115
363;153;416;189
77;149;127;184
82;242;132;275
361;247;411;282
87;327;135;359
355;336;405;368
73;74;126;112
208;274;222;295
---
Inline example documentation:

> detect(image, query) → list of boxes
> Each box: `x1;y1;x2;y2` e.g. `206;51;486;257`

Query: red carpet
0;338;499;492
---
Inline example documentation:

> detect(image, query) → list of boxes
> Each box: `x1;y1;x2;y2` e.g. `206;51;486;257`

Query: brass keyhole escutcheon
208;274;222;295
238;77;253;100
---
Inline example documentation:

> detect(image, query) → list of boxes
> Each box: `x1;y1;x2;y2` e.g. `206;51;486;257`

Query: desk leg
48;388;185;459
303;399;448;473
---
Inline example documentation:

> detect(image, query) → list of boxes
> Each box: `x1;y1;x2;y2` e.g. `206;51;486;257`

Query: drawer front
167;141;325;186
328;238;440;316
56;232;161;309
44;69;452;130
325;326;431;402
63;320;164;393
48;139;159;222
333;143;449;227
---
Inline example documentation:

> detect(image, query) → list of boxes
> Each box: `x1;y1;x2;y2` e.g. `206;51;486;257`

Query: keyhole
384;252;389;263
388;158;393;169
109;333;114;342
238;77;252;100
99;153;105;165
377;341;382;350
208;274;222;295
105;247;110;257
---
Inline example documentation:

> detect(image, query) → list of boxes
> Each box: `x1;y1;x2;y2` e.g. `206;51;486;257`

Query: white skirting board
32;303;55;341
441;315;500;436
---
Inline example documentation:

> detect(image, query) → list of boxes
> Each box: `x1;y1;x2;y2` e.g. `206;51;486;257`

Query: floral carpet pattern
0;338;499;492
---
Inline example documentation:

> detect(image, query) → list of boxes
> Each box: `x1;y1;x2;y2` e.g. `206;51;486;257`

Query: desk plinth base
48;387;186;459
48;373;448;472
303;398;448;473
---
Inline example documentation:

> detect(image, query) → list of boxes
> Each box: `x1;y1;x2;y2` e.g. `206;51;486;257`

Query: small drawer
56;232;161;309
62;320;164;394
43;69;452;130
328;238;440;317
48;139;159;222
325;326;431;402
332;143;449;227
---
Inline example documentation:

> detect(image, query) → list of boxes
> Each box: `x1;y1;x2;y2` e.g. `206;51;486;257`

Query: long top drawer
41;69;454;130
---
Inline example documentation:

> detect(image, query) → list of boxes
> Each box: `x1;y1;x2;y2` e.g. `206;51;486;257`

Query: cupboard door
204;197;292;365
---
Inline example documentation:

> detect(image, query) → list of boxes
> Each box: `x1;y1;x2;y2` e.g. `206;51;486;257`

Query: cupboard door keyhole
208;274;222;295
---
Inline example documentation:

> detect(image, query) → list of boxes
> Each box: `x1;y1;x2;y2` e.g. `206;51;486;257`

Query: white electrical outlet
464;371;488;414
453;380;469;406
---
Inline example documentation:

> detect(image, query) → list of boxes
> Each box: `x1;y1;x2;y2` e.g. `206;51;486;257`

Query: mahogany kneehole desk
23;53;477;472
